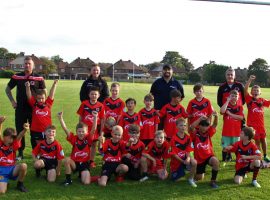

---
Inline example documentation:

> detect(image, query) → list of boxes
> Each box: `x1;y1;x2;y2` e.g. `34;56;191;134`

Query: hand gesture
249;75;256;81
212;110;218;117
226;95;231;102
11;101;17;109
25;81;30;87
125;153;131;159
200;115;208;121
53;79;59;85
98;136;105;144
23;122;30;131
129;137;135;144
92;111;98;118
241;155;248;160
57;111;63;118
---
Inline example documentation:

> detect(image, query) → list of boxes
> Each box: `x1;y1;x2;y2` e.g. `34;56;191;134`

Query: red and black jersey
245;94;270;133
217;81;245;107
118;112;141;141
143;140;170;160
67;132;92;163
139;108;160;140
28;96;53;132
101;139;126;162
0;139;20;166
32;140;64;160
159;103;188;139
221;103;244;137
229;141;261;171
103;97;125;120
125;140;145;163
187;97;213;126
191;127;216;164
7;72;46;109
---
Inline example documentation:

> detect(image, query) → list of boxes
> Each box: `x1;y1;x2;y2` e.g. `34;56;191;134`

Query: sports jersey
191;126;216;164
103;97;125;120
221;103;244;137
245;94;270;133
32;140;64;160
229;141;261;171
28;96;53;132
0;139;20;166
159;103;188;139
101;139;126;162
118;112;141;141
143;140;170;160
170;134;192;172
125;140;145;163
139;108;160;140
67;132;92;163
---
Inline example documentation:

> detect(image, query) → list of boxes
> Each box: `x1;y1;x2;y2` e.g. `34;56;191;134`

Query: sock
264;154;267;158
252;167;260;181
222;151;227;161
66;174;71;182
17;181;23;187
211;169;218;181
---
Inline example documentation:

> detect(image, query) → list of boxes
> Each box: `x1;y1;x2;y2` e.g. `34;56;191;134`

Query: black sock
222;151;227;161
211;169;218;181
66;174;71;181
253;167;260;181
264;154;267;158
17;181;23;187
227;153;232;161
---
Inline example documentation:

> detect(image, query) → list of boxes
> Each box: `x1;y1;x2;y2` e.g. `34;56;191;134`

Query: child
118;98;141;141
103;117;116;139
32;125;64;182
170;118;197;187
186;83;214;132
190;111;219;188
0;116;29;193
98;125;128;186
244;75;270;162
159;89;188;141
25;79;58;149
122;124;145;180
139;94;159;146
77;86;105;168
224;126;262;187
58;111;98;185
103;82;125;123
140;130;170;181
220;90;245;165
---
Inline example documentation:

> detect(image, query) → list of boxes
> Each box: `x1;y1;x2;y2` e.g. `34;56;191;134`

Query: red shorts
147;159;164;173
254;132;266;140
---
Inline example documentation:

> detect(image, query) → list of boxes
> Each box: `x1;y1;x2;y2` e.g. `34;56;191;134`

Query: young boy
190;111;220;188
25;79;58;149
98;125;128;186
139;94;159;146
159;89;188;141
244;75;270;162
118;98;141;141
58;111;98;185
220;90;245;164
122;124;145;180
103;82;125;123
103;117;116;139
32;125;64;182
224;126;262;187
77;86;105;168
170;118;197;187
140;130;170;181
0;116;29;193
187;83;214;132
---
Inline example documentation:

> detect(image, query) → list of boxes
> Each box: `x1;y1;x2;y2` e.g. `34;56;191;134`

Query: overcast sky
1;0;270;68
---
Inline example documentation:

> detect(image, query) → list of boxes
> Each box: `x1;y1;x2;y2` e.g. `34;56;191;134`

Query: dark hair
193;83;203;93
45;125;57;131
111;82;120;88
199;119;210;127
230;90;238;96
144;93;154;101
128;124;140;134
3;128;16;137
88;86;100;94
170;89;182;98
76;122;87;130
126;98;136;105
242;126;255;140
36;89;46;96
24;56;33;62
163;64;172;70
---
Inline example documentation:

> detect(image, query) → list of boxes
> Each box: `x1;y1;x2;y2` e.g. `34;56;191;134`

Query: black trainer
17;183;28;192
62;179;72;186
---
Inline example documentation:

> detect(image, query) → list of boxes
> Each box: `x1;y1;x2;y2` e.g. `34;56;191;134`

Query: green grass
1;79;270;200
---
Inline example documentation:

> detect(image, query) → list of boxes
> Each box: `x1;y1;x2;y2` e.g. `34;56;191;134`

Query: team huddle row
1;70;269;194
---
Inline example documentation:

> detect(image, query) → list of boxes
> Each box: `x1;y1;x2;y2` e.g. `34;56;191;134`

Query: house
57;61;69;79
98;62;112;76
0;58;10;69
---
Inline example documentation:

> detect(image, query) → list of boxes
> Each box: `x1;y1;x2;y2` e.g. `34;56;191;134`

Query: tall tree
248;58;269;86
40;57;57;76
203;61;229;84
0;47;9;58
161;51;184;69
51;55;63;65
182;57;194;72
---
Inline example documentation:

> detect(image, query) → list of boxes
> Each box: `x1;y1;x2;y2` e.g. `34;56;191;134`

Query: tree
182;57;194;72
144;62;162;70
188;72;201;83
0;47;9;58
5;53;17;60
161;51;184;69
203;61;229;84
248;58;269;86
51;55;63;65
40;57;57;76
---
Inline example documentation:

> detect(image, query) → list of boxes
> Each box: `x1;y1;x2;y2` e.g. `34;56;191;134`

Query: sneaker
115;175;125;182
90;161;96;169
210;180;219;189
62;179;72;186
139;176;149;182
252;180;261;188
188;179;197;188
264;156;270;162
16;184;28;192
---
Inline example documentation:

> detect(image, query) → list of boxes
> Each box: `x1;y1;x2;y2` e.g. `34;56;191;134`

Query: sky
1;0;270;68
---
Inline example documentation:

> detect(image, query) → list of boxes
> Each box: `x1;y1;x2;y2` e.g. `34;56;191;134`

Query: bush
0;70;15;78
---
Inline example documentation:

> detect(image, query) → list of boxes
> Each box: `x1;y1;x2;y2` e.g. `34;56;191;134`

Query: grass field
1;79;270;200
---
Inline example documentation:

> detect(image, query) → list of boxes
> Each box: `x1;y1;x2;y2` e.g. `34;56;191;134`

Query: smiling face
111;125;123;143
162;68;173;79
251;86;261;99
45;128;56;141
226;69;235;84
89;90;100;103
77;127;87;140
91;65;100;79
110;86;120;99
24;59;34;74
36;94;46;104
176;120;186;134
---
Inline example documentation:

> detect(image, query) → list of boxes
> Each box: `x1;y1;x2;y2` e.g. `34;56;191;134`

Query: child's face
110;86;120;98
144;99;153;108
36;94;46;104
77;127;87;140
111;130;122;142
230;94;239;104
45;129;56;140
176;121;186;133
251;87;261;98
240;131;248;141
105;120;116;130
194;89;203;99
3;135;15;145
89;91;100;102
154;134;165;146
171;97;181;105
128;132;140;143
199;122;210;134
126;100;135;111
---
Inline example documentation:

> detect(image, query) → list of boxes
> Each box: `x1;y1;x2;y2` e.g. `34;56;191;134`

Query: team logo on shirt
0;157;14;164
252;108;263;113
169;117;176;123
85;115;94;122
30;81;35;85
106;110;118;118
36;110;48;117
193;111;207;118
74;151;88;158
197;143;209;150
142;120;154;126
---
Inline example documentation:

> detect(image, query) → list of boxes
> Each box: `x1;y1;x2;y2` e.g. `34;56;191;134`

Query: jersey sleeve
229;142;238;153
208;126;216;138
162;142;171;159
46;96;54;107
181;106;188;118
66;132;76;145
186;101;192;115
245;93;252;104
32;143;41;156
77;102;85;116
263;98;270;108
207;100;214;115
56;143;65;160
99;105;105;119
12;139;21;151
159;105;166;118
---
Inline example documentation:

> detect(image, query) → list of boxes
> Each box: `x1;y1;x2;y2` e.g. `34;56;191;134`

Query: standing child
118;98;141;141
103;117;116;139
159;89;188;141
190;112;220;188
220;90;245;165
0;116;29;193
25;79;58;149
32;125;64;182
224;126;262;187
77;86;105;168
244;75;270;162
139;94;159;146
170;118;197;187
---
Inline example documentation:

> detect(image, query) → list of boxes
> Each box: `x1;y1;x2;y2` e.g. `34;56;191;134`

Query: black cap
163;64;172;70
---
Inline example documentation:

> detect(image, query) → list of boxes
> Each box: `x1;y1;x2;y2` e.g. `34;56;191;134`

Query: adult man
150;64;185;111
79;64;109;103
5;56;46;159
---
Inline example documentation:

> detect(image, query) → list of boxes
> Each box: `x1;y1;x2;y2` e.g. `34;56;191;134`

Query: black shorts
121;157;141;180
30;131;45;149
141;139;153;147
196;156;213;174
40;158;58;171
74;161;90;173
235;164;252;177
101;162;120;179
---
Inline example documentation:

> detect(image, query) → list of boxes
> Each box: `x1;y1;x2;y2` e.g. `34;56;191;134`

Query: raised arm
90;111;98;135
244;75;256;96
49;79;58;100
211;111;218;128
0;116;6;137
25;81;32;100
220;96;231;114
17;122;30;141
57;112;71;137
5;86;17;109
190;115;208;132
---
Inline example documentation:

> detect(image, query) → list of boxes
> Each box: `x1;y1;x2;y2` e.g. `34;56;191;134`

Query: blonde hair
155;130;166;138
112;125;123;135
